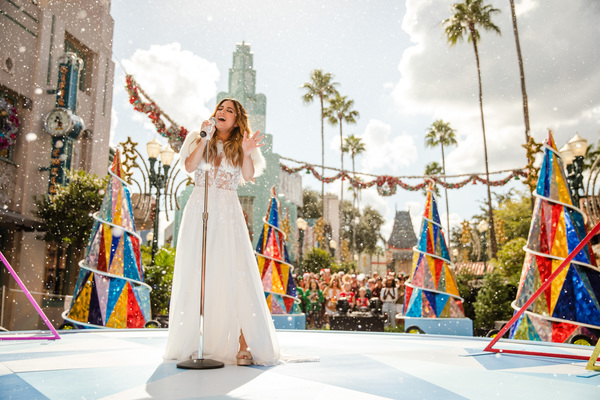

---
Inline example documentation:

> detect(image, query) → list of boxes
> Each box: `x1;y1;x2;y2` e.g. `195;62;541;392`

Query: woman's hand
242;130;265;155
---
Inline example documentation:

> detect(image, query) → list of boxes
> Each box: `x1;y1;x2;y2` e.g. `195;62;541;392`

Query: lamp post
329;239;337;258
477;219;489;271
146;138;175;265
296;217;308;269
559;134;588;207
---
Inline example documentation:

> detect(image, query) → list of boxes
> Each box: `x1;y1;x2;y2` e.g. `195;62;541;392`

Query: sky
109;0;600;240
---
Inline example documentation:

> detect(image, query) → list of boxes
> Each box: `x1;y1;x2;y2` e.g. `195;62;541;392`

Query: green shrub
142;245;175;316
301;247;333;274
473;271;517;333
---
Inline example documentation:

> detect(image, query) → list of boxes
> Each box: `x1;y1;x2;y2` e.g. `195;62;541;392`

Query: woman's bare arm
184;136;207;173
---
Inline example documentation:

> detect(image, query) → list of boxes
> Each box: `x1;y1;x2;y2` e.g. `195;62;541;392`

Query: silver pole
198;141;210;359
177;134;224;370
1;285;5;328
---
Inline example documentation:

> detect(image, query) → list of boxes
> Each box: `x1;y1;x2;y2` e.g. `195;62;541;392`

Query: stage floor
0;329;598;399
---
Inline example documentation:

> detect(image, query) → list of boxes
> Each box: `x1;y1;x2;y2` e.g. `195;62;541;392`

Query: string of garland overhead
279;157;528;196
124;74;528;197
125;75;188;142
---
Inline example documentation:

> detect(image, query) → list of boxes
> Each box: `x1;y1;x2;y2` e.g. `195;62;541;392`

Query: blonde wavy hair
203;98;249;168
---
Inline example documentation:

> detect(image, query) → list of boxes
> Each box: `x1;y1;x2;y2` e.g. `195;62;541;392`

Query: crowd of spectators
295;269;408;330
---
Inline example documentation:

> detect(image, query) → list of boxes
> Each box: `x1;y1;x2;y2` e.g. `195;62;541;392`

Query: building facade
0;0;114;330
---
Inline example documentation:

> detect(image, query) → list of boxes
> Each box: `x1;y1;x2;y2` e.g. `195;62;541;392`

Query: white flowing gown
164;151;280;365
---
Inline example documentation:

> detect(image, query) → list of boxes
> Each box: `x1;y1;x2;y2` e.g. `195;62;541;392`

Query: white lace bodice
194;160;241;191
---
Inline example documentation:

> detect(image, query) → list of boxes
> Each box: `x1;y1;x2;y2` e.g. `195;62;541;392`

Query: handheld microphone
200;117;217;138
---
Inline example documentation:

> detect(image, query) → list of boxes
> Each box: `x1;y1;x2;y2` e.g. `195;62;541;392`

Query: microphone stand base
177;358;225;370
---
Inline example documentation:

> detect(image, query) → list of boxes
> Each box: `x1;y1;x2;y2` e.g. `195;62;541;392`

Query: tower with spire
387;211;418;275
217;41;266;134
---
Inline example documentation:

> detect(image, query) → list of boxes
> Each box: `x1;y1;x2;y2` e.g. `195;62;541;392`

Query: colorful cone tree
62;151;152;328
510;133;600;343
404;186;465;318
255;189;301;314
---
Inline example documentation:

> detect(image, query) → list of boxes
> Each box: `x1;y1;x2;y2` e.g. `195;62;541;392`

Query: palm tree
508;0;534;212
342;135;366;257
301;69;340;218
508;0;530;142
423;162;443;198
425;120;458;236
443;0;500;258
324;93;359;242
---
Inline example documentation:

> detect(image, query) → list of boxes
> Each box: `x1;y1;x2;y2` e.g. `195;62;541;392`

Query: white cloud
359;119;418;173
328;134;345;159
515;0;539;17
121;42;220;132
439;211;463;234
406;200;423;236
394;0;600;174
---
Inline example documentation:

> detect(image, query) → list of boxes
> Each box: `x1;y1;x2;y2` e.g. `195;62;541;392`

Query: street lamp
329;239;337;258
569;133;588;158
559;133;588;206
452;248;459;262
559;144;574;165
146;139;175;265
477;219;489;270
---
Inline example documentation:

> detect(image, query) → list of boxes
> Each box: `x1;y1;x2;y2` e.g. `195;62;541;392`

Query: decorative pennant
510;131;600;344
405;187;465;318
62;150;152;329
254;188;301;315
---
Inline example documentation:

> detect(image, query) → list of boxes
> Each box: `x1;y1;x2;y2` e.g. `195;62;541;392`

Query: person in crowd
301;272;311;290
355;287;370;311
356;274;372;298
298;272;313;313
341;273;352;285
317;276;328;325
396;274;407;316
322;268;332;286
324;278;341;317
318;278;328;291
296;283;305;314
339;282;356;310
303;279;324;328
164;98;278;366
368;278;380;299
380;277;398;328
350;274;359;296
374;277;384;298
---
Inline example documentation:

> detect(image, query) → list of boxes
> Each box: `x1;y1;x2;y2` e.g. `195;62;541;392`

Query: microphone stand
177;131;224;370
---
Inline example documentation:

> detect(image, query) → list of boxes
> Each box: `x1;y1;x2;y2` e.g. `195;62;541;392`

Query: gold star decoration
521;136;543;194
119;136;139;184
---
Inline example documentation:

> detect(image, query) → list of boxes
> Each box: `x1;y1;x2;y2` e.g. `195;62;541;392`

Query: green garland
280;163;527;195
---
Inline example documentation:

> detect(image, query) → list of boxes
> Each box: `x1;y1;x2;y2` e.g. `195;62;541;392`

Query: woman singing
164;98;279;366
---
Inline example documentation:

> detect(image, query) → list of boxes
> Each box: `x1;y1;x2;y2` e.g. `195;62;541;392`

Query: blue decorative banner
48;137;74;196
55;53;82;111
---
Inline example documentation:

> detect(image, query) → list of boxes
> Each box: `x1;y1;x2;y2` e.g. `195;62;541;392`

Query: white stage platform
0;329;598;399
